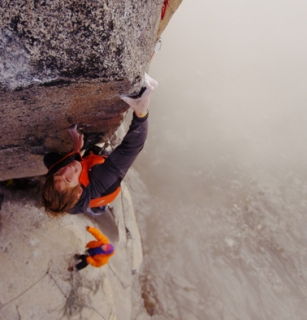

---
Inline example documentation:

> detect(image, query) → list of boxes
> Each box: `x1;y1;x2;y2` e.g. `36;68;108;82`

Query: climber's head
41;151;83;216
53;160;82;191
41;161;83;216
101;244;115;254
41;175;82;216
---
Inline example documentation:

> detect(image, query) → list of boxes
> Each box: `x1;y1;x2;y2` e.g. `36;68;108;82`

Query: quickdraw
150;37;162;61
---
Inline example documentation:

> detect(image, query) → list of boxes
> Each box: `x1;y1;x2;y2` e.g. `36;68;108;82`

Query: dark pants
76;254;89;270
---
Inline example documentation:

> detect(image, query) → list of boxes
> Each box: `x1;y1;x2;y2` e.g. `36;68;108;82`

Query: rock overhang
0;0;183;180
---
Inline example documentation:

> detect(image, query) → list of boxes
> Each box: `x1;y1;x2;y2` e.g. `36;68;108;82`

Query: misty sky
140;0;307;185
131;2;307;319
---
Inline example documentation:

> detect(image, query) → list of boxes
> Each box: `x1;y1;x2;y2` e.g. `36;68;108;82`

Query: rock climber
41;73;158;216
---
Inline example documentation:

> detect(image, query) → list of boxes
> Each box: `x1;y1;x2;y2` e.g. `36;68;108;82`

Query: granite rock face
0;177;149;320
0;0;183;180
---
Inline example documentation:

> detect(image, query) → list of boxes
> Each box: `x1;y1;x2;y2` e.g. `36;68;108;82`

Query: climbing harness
86;186;121;216
89;187;121;208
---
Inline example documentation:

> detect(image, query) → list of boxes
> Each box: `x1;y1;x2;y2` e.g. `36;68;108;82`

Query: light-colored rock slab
0;181;147;320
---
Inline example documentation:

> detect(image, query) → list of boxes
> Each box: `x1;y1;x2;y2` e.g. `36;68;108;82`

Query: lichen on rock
0;0;165;180
0;0;163;89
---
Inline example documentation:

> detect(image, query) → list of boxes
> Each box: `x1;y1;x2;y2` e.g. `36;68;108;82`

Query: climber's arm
86;226;109;243
87;74;158;199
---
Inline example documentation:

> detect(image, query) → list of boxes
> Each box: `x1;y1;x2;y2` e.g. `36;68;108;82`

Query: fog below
130;1;307;319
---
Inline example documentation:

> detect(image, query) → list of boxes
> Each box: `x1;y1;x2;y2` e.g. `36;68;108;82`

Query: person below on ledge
69;225;115;271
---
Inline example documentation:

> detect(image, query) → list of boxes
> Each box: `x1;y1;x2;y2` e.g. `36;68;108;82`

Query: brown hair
41;176;80;216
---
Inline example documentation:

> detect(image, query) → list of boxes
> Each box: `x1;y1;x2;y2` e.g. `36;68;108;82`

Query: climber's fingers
120;73;158;117
68;124;84;152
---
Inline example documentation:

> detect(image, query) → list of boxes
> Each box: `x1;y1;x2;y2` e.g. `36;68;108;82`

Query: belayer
41;73;158;216
70;226;115;271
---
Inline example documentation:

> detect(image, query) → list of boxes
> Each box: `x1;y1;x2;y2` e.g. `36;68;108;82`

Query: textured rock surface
0;0;163;89
0;178;148;320
0;0;182;180
0;80;131;180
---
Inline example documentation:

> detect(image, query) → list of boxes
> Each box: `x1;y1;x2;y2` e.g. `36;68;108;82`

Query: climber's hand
120;73;158;117
68;124;84;152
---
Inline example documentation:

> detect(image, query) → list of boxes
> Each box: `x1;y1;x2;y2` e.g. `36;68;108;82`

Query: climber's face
53;160;82;192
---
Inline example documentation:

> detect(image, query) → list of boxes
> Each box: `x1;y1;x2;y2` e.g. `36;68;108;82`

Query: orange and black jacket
43;112;148;214
85;226;115;267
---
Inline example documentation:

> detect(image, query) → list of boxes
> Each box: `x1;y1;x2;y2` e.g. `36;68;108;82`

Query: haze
129;1;307;319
